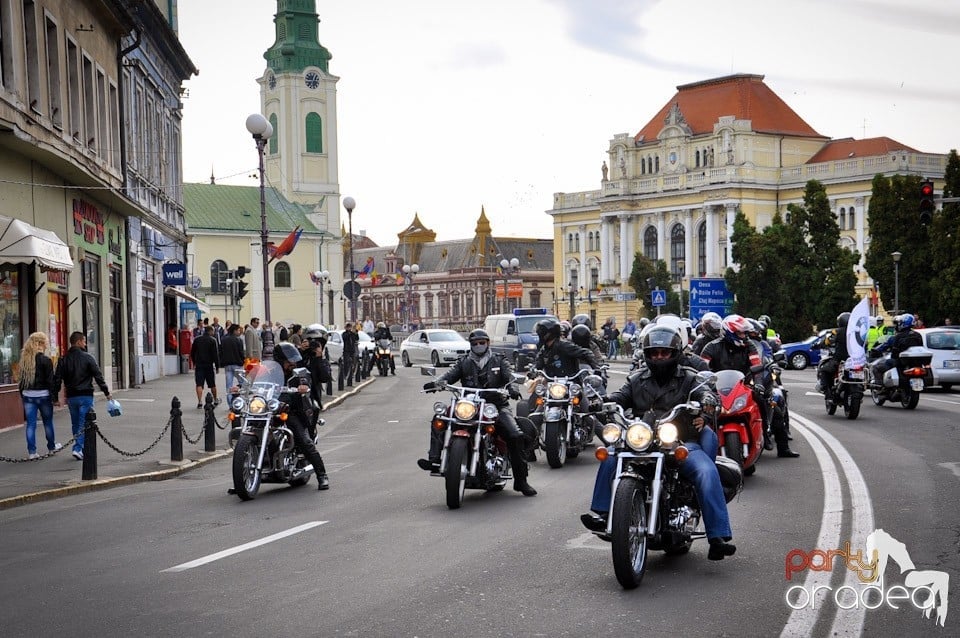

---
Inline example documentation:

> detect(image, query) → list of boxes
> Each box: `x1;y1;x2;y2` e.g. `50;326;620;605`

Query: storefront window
0;266;22;384
142;287;155;354
81;258;101;365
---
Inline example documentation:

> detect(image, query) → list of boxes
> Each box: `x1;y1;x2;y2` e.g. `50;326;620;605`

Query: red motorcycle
713;368;764;476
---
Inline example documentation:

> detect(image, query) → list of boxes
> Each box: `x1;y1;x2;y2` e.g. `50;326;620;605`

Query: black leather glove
754;383;765;396
423;381;437;392
508;384;521;400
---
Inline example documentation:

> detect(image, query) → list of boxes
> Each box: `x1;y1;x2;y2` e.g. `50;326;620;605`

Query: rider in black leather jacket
372;322;396;375
274;343;330;490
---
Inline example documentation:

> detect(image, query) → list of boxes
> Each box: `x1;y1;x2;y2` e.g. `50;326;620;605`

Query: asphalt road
1;364;956;638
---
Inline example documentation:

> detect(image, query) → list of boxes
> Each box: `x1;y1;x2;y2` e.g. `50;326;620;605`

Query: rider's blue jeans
589;425;732;540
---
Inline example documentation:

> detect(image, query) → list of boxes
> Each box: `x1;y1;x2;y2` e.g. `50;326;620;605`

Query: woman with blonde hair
18;332;61;459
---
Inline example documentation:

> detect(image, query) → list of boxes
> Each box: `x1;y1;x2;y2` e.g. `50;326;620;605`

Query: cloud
823;0;960;37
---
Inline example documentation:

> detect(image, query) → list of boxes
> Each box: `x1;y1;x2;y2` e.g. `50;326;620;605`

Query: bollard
345;355;354;387
337;359;345;391
170;396;184;462
356;351;365;382
81;408;98;480
203;392;217;452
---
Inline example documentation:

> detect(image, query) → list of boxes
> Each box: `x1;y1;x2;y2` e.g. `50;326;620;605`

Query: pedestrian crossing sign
651;289;667;307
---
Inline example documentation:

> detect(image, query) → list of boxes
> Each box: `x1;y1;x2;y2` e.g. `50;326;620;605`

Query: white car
400;329;470;367
917;328;960;390
325;329;375;366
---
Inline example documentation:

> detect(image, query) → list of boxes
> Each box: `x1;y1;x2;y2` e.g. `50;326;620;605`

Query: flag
846;296;871;367
267;226;303;263
358;257;375;277
371;269;379;286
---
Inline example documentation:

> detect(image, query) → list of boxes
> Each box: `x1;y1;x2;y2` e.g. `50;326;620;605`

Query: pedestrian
244;317;262;362
18;332;61;459
166;323;177;354
52;331;112;460
190;325;221;408
211;316;225;345
289;324;303;347
261;320;276;360
342;322;360;381
220;323;245;403
362;316;375;338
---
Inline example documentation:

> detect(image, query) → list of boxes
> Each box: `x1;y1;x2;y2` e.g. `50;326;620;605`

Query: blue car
780;334;823;370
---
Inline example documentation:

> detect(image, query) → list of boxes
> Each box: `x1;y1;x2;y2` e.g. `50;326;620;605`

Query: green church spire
264;0;332;74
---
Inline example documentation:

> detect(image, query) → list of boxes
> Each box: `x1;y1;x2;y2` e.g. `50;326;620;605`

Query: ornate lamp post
402;263;420;330
245;113;274;323
343;196;357;323
313;270;330;326
892;251;902;314
677;259;686;317
500;257;520;312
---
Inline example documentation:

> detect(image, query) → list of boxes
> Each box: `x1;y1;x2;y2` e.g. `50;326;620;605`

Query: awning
0;214;74;272
164;286;211;314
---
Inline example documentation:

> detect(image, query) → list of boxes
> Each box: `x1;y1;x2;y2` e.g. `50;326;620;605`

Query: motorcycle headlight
658;422;679;445
625;423;654;451
569;383;582;397
534;384;546;396
433;401;446;415
249;397;268;415
548;383;568;399
481;404;499;419
231;397;246;412
454;400;477;420
730;395;748;413
267;399;280;412
601;424;622;444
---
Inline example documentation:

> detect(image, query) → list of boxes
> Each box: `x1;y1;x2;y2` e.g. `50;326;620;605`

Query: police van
483;308;557;369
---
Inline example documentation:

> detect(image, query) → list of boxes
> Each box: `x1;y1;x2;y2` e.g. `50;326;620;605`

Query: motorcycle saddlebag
714;455;744;503
899;346;933;369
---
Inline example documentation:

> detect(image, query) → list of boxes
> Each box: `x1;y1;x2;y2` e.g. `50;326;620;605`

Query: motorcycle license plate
847;370;864;380
910;378;924;391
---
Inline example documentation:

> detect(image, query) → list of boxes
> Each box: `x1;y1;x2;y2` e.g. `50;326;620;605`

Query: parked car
400;329;470;367
780;334;824;370
325;329;375;366
917;328;960;390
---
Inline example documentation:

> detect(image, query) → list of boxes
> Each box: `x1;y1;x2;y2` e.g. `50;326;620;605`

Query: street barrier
171;397;184;462
81;409;98;480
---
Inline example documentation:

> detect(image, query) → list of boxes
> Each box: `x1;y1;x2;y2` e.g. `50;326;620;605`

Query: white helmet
304;323;327;339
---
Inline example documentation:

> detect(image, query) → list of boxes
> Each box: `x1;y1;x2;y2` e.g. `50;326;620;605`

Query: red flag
268;226;303;263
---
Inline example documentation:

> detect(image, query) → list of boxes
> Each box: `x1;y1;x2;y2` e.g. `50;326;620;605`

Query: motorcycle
373;338;393;376
229;360;317;500
529;368;604;468
421;368;514;509
590;372;743;589
713;366;766;476
824;358;865;419
865;346;933;410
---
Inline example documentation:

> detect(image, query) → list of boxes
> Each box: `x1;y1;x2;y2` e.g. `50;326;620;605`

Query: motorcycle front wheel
232;436;262;501
544;421;567;468
445;437;469;509
825;389;838;415
901;389;920;410
611;476;648;589
722;431;744;469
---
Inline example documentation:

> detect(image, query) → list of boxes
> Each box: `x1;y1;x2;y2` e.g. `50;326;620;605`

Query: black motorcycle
529;368;604;468
824;359;865;419
373;338;393;376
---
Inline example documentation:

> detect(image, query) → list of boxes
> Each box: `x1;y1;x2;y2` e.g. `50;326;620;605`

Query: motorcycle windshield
714;369;746;397
377;339;392;348
244;360;285;399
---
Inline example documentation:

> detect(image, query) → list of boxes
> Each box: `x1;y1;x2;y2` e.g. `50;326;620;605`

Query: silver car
917;328;960;390
325;329;375;366
400;329;470;367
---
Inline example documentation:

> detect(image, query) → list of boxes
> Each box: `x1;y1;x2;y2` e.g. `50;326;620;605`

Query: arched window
451;292;461;318
670;224;685;280
839;207;846;230
695;149;701;168
274;262;291;288
575;233;580;252
268;114;278;155
305;112;323;153
529;289;541;307
587;231;594;251
655;156;660;173
424;293;434;319
568;233;574;252
849;206;856;230
698;221;707;276
210;259;228;293
643;226;658;260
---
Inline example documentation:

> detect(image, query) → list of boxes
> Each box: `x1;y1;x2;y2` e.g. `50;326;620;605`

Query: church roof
805;136;922;163
182;183;324;234
633;74;825;144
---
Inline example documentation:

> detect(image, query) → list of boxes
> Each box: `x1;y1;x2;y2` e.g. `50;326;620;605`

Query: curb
0;376;376;511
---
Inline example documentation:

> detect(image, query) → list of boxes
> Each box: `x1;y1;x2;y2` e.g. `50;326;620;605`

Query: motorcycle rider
418;329;538;497
700;314;798;458
570;323;604;363
535;318;601;376
871;313;923;381
691;312;722;355
272;343;330;490
580;324;737;561
815;312;851;397
372;321;396;375
652;315;709;371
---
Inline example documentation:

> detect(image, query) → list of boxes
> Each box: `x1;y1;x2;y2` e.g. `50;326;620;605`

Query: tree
628;253;677;318
930;150;960;323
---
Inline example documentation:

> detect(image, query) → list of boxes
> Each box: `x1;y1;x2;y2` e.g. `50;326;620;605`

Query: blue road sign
651;289;667;307
689;278;733;320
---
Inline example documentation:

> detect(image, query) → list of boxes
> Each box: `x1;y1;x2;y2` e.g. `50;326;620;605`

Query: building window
530;290;541;307
425;293;434;319
269;113;278;154
839;207;846;230
698;221;707;276
108;82;120;167
575;233;580;252
567;233;574;252
569;268;578;291
590;267;599;290
210;260;228;293
274;262;291;288
849;206;856;230
451;293;460;318
82;54;95;149
643;226;657;260
23;0;40;112
45;15;62;128
0;266;22;384
82;257;102;364
305;112;322;153
96;68;106;158
670;224;685;281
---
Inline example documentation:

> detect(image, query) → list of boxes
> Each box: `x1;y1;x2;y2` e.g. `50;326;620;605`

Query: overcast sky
177;0;960;247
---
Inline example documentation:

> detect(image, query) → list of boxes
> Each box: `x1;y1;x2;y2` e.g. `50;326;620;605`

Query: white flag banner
846;297;871;367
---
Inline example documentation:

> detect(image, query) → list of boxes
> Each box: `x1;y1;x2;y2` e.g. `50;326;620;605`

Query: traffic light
920;180;935;225
236;266;249;278
235;266;249;300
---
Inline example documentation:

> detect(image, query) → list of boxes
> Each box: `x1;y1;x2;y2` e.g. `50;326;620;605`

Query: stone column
599;218;609;282
705;206;718;277
656;212;666;264
683;209;693;276
854;197;865;262
619;214;631;282
578;224;587;289
725;203;737;271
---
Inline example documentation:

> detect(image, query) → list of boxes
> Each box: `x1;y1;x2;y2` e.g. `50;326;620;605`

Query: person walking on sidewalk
18;332;61;459
244;318;262;362
52;331;112;460
221;323;245;404
190;325;221;409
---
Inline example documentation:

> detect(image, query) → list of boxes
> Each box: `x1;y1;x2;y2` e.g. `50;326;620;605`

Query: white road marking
118;398;156;402
938;462;960;479
160;521;327;573
388;420;399;423
922;397;960;406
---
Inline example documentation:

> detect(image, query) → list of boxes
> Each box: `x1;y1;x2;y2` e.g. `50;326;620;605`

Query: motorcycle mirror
773;351;786;363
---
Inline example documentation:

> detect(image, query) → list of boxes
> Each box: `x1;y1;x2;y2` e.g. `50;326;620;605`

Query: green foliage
628;253;679;318
930;150;960;323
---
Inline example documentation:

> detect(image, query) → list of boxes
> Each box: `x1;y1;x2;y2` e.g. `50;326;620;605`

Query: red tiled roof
634;74;825;143
805;137;921;163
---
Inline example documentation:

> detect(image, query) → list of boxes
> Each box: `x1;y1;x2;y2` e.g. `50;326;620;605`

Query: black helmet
641;325;683;377
559;320;572;337
571;313;592;330
273;342;302;365
570;324;592;348
758;314;771;326
837;312;851;329
536;318;562;342
468;329;490;344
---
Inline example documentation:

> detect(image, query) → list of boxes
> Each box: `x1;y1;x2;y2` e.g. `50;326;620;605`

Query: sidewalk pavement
0;371;374;510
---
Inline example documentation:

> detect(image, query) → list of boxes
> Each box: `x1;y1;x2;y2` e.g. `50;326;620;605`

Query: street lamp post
343;196;357;324
677;259;685;317
500;257;520;312
245;113;274;324
568;282;576;319
892;251;902;314
313;270;330;326
402;263;420;330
